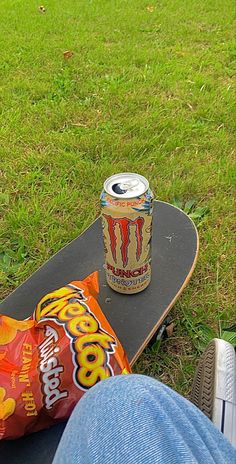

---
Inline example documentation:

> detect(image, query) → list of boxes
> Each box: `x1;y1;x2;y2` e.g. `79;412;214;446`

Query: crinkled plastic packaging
0;272;130;439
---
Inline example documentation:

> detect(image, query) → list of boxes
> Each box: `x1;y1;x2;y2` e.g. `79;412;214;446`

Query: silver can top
104;173;149;199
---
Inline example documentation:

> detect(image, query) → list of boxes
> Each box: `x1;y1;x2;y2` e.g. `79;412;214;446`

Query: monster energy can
101;173;153;294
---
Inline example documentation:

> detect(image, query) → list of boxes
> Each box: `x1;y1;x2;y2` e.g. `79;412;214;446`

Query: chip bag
0;272;131;439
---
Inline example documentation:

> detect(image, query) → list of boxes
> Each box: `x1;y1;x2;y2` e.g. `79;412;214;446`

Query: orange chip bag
0;272;131;439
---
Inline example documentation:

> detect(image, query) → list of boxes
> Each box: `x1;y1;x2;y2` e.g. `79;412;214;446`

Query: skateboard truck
148;316;172;347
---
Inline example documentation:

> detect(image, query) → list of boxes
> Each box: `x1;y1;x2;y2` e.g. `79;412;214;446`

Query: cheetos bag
0;272;131;439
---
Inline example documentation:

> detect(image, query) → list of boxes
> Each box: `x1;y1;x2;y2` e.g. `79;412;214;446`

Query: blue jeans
53;374;236;464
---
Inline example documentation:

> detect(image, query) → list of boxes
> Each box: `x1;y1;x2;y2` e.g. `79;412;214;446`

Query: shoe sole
190;338;236;447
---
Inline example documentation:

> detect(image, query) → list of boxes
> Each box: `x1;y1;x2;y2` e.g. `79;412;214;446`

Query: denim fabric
53;374;236;464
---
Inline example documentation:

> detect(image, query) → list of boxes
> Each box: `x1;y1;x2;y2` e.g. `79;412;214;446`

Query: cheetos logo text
35;285;116;390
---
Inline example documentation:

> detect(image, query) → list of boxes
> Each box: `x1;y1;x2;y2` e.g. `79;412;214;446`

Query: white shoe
190;338;236;447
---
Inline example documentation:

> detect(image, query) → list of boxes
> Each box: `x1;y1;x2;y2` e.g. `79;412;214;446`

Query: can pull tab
119;179;139;191
112;179;139;195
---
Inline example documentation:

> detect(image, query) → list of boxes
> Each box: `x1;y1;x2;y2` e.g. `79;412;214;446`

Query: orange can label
101;190;153;294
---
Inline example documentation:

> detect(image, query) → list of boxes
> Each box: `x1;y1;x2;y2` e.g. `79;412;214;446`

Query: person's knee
83;373;162;399
54;375;175;464
72;374;166;417
68;374;166;438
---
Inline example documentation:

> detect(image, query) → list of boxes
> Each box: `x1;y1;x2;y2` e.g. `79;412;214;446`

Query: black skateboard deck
0;200;199;463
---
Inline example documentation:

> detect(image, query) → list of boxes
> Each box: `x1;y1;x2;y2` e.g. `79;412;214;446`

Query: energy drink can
101;173;153;294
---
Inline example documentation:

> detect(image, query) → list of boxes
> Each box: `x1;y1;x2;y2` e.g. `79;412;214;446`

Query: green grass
0;0;235;396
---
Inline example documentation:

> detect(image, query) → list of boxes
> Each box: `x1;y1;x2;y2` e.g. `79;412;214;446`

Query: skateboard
0;200;199;463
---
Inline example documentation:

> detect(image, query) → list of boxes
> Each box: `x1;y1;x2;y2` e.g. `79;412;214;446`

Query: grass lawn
0;0;235;396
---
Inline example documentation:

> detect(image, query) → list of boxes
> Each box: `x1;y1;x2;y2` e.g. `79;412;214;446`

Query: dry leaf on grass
39;5;46;13
166;322;174;338
147;6;155;12
63;50;74;59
